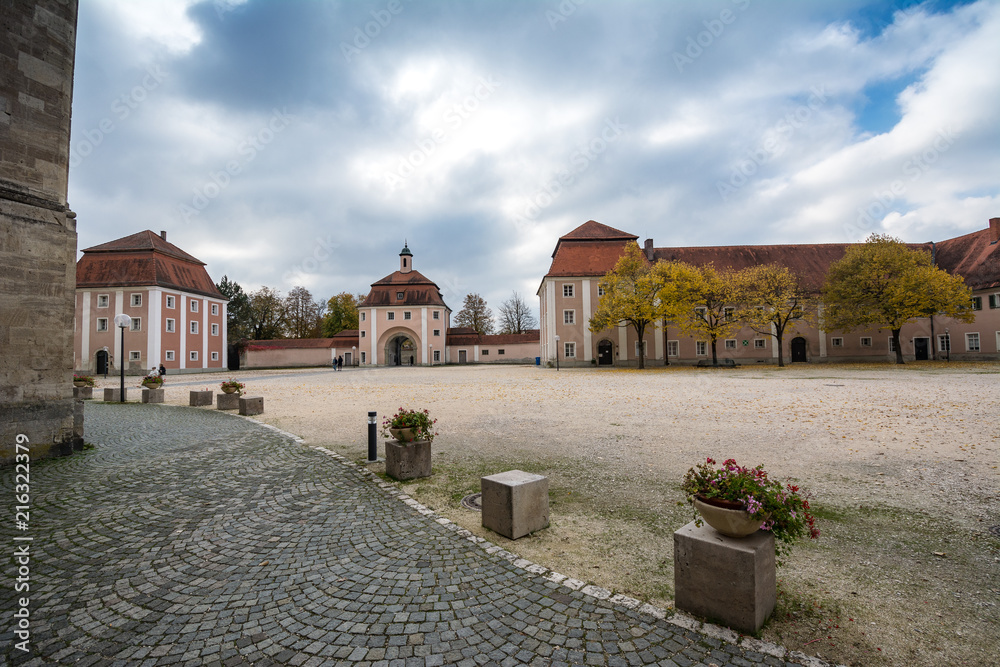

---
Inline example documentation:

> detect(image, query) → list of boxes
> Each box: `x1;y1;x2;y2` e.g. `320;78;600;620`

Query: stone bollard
385;439;431;480
141;388;165;404
216;393;240;410
238;396;264;416
73;386;93;400
673;521;776;633
481;470;549;539
103;387;126;402
189;390;213;407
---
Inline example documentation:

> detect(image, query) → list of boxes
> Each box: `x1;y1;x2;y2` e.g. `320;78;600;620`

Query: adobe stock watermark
673;0;751;73
716;85;828;202
69;65;167;168
843;125;961;240
282;235;341;284
383;75;502;192
178;108;293;223
516;117;628;225
546;0;587;31
340;0;412;62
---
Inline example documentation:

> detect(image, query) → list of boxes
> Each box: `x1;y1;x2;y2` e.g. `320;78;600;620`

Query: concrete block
189;390;213;407
481;470;549;539
141;388;164;404
238;396;263;416
73;386;93;400
673;521;776;633
385;439;431;480
216;393;240;410
103;387;127;402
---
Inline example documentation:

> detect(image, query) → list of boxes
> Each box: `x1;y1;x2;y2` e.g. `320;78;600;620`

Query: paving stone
0;403;813;667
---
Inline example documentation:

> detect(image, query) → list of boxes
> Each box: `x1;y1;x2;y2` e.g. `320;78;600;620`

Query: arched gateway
385;334;417;366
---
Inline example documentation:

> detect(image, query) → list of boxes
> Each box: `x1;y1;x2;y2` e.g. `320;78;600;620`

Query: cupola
399;241;413;273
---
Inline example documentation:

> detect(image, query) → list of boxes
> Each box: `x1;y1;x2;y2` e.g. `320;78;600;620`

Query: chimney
643;238;654;261
160;230;167;241
990;218;1000;245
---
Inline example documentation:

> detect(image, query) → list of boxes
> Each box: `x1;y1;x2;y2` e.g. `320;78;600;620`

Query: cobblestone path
2;403;811;666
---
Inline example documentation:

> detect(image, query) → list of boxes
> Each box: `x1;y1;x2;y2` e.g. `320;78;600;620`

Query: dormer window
396;291;404;300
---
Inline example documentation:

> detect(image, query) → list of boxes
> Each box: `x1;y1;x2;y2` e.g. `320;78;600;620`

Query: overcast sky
68;0;1000;319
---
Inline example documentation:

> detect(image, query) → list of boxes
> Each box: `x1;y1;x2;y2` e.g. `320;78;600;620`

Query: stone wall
1;0;82;465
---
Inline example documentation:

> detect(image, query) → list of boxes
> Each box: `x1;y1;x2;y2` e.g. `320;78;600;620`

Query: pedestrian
159;363;166;382
337;355;344;371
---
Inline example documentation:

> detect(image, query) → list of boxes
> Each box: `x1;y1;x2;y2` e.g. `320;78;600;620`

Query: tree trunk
710;337;718;366
663;323;670;366
893;328;905;364
634;322;647;369
775;330;784;368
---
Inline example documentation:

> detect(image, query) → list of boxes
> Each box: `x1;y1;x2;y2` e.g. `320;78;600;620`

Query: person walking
337;355;344;371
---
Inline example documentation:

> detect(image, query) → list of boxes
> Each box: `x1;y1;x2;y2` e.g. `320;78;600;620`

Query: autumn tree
652;260;704;366
454;293;495;334
822;234;974;364
675;264;741;366
589;241;659;369
732;264;815;367
216;275;251;344
283;286;321;338
497;291;537;334
246;286;287;340
322;292;362;336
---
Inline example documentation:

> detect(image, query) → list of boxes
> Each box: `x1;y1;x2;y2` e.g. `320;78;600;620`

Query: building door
914;337;929;360
790;337;807;363
597;340;613;365
96;350;108;375
344;352;352;366
458;350;467;364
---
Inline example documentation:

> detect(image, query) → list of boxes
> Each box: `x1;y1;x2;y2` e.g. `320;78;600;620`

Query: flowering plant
381;407;437;443
682;458;819;553
221;379;245;395
73;374;96;387
141;374;163;385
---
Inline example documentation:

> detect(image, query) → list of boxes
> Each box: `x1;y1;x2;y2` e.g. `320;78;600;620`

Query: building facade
539;219;1000;366
74;230;228;374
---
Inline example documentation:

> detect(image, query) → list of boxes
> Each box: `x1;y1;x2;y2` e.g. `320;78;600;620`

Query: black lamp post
367;411;378;462
945;328;950;362
554;335;560;371
113;314;131;402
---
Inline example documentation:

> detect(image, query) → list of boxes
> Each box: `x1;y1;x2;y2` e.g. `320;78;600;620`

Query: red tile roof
933;227;1000;290
77;229;224;300
560;220;638;242
360;270;450;308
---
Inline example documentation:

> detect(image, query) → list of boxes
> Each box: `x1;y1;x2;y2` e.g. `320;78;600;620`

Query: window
860;337;872;347
433;329;440;336
754;339;766;349
694;306;707;321
404;311;411;320
598;285;605;297
130;318;141;332
211;323;219;336
966;332;980;352
131;293;142;307
989;294;999;309
190;321;198;334
725;339;737;350
361;330;366;338
564;342;576;358
189;351;199;361
211;304;219;315
165;350;175;361
129;351;141;361
387;312;395;321
831;337;843;347
563;284;574;298
634;340;648;357
667;340;679;357
498;349;505;355
361;351;367;363
396;291;404;300
211;351;219;361
482;350;490;356
888;337;896;352
360;312;366;321
695;341;707;356
563;310;575;325
724;307;735;322
433;311;440;320
971;296;982;311
433;350;440;362
938;334;951;352
97;294;109;308
165;295;175;309
165;318;175;333
190;300;199;312
97;318;108;332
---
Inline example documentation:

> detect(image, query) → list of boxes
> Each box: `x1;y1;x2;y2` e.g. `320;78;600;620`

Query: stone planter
73;380;88;388
389;427;419;442
693;496;763;538
221;386;239;394
385;439;431;480
142;381;162;390
189;390;213;407
217;393;240;410
142;388;165;404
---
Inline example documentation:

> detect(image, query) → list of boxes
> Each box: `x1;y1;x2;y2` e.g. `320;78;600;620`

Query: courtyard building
539;219;1000;366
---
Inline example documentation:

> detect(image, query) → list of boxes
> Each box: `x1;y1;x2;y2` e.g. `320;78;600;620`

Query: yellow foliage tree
589;242;658;369
652;260;704;365
822;234;974;364
732;264;815;367
674;264;741;365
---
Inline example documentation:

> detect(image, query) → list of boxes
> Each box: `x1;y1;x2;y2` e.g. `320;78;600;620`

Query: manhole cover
988;525;1000;538
461;493;482;512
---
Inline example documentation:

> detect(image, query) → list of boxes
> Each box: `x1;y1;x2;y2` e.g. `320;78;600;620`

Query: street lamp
352;345;356;367
367;411;378;462
113;314;131;403
945;328;950;363
429;344;433;366
554;335;560;371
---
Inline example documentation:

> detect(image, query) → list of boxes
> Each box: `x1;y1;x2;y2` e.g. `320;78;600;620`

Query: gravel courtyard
127;362;999;666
